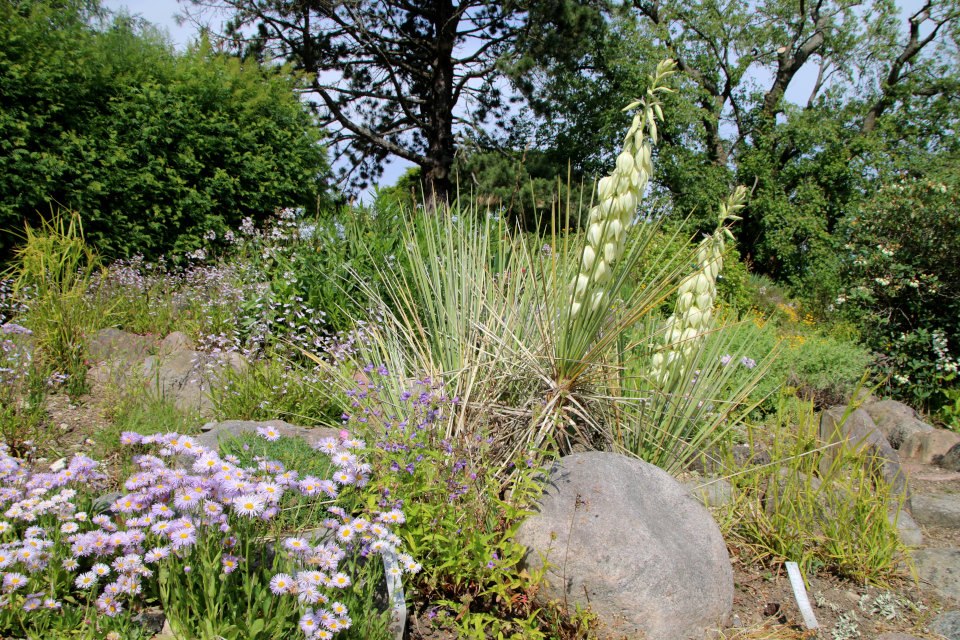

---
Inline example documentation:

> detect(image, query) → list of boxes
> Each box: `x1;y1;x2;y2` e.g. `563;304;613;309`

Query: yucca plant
309;59;779;474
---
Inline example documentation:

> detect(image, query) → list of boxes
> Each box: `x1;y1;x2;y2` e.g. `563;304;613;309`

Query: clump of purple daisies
0;426;418;638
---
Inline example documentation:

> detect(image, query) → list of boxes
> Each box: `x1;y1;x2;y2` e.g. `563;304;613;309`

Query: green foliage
839;174;960;411
211;355;341;425
0;0;331;262
336;376;550;639
379;151;589;233
255;206;411;335
716;393;907;584
0;328;51;455
517;0;959;310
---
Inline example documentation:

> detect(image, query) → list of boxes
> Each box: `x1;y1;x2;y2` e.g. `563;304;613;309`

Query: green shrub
838;174;960;411
0;1;331;262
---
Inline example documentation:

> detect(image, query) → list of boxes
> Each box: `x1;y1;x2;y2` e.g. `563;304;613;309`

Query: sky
103;0;929;197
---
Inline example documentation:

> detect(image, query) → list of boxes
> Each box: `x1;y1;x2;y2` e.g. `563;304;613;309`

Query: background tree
191;0;606;206
518;0;960;300
0;0;331;261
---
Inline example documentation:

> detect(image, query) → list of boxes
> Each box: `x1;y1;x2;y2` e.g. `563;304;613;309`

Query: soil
27;383;960;639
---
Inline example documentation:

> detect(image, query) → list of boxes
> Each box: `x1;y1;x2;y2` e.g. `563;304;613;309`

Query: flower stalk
650;185;749;387
569;59;677;317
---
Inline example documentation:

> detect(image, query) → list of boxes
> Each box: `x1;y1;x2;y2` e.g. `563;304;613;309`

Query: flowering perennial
0;424;417;638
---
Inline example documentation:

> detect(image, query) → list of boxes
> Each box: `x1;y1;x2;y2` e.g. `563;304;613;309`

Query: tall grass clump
713;392;907;584
4;211;112;399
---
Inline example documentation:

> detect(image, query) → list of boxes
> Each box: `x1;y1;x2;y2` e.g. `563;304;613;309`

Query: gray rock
865;400;921;434
683;478;734;508
876;634;924;640
847;387;877;407
516;452;733;640
92;492;123;512
911;494;960;528
886;418;936;450
942;443;960;472
131;608;166;635
87;328;155;364
819;407;908;500
889;508;923;547
912;549;960;601
201;422;218;433
142;350;245;417
686;445;771;476
159;331;194;357
175;420;339;466
899;429;960;465
764;469;852;521
934;610;960;640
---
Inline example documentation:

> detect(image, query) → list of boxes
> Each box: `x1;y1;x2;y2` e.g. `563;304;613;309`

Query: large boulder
516;452;733;640
87;328;156;364
865;400;921;434
819;407;908;499
899;430;960;465
911;494;960;529
934;611;960;640
142;350;246;417
197;420;339;452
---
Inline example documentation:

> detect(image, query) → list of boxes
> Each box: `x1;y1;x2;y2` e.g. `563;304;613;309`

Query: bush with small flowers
0;425;418;640
339;367;550;637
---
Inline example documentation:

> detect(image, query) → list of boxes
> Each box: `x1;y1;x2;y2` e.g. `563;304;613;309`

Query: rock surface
889;508;924;547
942;443;960;472
911;494;960;529
159;331;194;357
911;549;960;601
899;429;960;465
934;610;960;640
516;452;733;640
683;478;735;508
87;328;156;364
686;445;771;476
865;400;921;435
819;406;908;499
885;418;936;450
196;420;339;453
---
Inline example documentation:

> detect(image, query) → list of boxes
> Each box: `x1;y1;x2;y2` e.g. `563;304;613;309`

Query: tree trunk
417;0;458;212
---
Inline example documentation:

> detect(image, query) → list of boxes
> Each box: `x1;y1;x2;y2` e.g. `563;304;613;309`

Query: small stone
911;494;960;528
876;634;925;640
940;442;960;472
68;404;77;410
49;458;67;472
59;423;69;431
92;492;123;512
131;608;166;635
